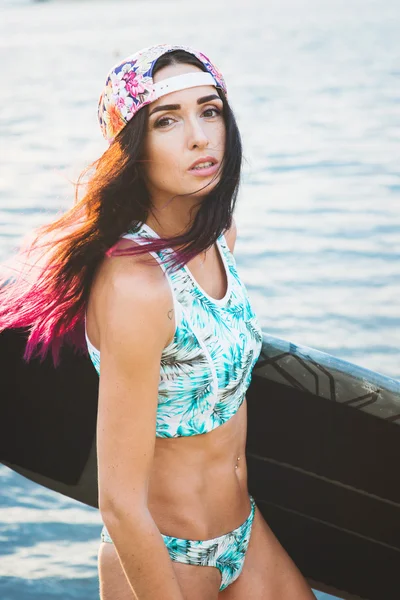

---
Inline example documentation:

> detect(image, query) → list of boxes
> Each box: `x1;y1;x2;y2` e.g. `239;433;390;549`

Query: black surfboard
1;327;399;600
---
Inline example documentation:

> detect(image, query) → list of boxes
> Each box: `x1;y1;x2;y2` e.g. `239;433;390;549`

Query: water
1;0;399;598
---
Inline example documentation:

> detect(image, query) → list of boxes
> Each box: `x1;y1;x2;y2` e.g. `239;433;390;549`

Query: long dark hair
0;50;243;366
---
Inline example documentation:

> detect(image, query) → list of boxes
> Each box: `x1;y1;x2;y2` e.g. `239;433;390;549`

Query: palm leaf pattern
86;224;263;439
160;496;256;591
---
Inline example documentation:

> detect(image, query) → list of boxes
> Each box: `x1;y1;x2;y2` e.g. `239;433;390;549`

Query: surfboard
1;327;399;600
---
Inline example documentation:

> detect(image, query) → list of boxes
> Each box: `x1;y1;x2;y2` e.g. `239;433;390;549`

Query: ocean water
1;0;399;598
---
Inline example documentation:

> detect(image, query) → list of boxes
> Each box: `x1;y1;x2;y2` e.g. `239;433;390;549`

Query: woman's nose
186;117;210;148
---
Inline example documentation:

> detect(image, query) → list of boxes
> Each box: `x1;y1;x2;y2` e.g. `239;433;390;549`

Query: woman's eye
154;107;221;129
203;107;221;118
154;116;174;129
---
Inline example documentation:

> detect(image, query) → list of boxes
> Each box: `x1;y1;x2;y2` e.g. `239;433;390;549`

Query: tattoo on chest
168;309;174;320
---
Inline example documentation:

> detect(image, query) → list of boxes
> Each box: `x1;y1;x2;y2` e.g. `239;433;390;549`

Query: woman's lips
188;162;220;177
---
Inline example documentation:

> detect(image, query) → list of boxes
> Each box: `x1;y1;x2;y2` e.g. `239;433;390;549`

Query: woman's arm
94;252;185;600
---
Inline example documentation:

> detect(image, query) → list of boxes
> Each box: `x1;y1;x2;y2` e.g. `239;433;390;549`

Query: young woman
0;44;316;599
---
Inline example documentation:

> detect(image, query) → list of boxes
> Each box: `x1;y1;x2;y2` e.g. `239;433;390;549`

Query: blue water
1;0;399;598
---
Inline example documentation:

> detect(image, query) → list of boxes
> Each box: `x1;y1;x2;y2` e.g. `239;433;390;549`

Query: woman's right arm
94;252;185;600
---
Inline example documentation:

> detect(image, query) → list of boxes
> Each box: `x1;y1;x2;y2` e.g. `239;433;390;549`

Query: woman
0;44;316;599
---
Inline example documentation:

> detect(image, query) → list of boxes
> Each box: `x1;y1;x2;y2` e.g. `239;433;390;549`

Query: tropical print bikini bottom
101;495;256;591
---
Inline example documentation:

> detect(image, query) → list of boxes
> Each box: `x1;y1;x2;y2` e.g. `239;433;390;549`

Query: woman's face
143;62;226;205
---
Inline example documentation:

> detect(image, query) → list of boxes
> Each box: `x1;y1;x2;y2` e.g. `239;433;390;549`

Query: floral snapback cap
97;43;227;144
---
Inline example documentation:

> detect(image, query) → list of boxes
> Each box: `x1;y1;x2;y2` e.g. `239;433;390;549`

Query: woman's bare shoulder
90;238;173;350
224;216;237;254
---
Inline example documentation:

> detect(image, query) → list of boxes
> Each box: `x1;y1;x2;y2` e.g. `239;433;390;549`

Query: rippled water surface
1;0;399;598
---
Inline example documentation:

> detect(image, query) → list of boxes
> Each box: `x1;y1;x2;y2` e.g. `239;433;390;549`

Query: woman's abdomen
147;398;250;540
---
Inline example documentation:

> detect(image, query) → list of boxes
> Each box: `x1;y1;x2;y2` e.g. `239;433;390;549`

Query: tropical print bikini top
85;222;263;438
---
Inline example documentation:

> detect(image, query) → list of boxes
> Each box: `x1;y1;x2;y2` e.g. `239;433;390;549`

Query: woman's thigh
98;542;135;600
172;562;221;600
98;541;221;600
219;506;316;600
